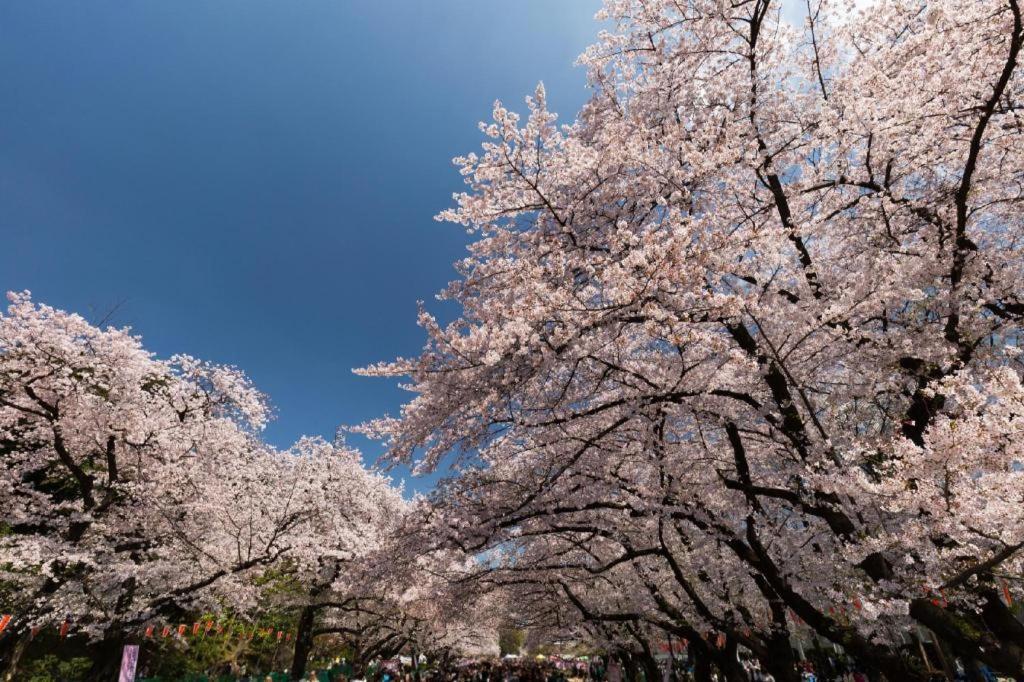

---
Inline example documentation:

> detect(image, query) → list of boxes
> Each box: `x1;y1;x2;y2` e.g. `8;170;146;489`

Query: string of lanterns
0;615;295;643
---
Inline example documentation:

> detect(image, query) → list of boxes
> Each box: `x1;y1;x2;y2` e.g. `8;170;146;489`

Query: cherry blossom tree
361;0;1024;677
274;436;408;680
0;293;409;680
0;292;280;668
296;537;502;678
393;553;503;664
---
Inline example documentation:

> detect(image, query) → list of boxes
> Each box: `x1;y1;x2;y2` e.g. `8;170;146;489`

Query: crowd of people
162;648;1017;682
259;655;830;682
270;658;589;682
366;655;1009;682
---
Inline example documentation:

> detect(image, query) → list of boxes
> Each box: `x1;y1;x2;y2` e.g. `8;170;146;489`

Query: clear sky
0;1;603;490
0;1;817;491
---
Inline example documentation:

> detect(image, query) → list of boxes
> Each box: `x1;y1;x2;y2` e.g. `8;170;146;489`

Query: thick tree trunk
85;634;125;682
691;647;712;682
911;598;1024;679
762;629;801;682
290;605;317;681
623;657;632;682
714;638;746;682
639;652;661;682
621;653;638;682
0;630;31;682
980;589;1024;653
353;653;370;679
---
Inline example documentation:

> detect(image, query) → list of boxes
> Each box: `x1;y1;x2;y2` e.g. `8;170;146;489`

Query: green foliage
8;569;313;679
498;627;526;656
11;606;302;681
138;572;305;677
20;653;92;682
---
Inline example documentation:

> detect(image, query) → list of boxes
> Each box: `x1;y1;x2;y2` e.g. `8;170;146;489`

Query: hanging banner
0;615;11;635
118;644;139;682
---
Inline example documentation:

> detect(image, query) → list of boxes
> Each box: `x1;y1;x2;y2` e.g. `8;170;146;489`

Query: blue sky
0;1;819;492
0;1;602;490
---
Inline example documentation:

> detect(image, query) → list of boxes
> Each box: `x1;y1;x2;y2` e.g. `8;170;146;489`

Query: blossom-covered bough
0;292;289;666
360;0;1024;678
0;295;418;680
275;436;409;680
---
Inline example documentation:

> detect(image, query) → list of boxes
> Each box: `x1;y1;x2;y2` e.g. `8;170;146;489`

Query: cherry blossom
361;0;1024;678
